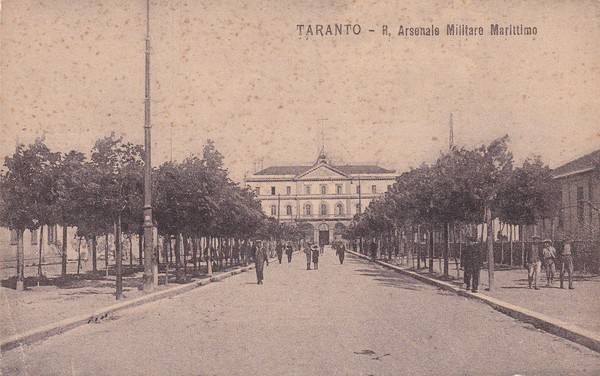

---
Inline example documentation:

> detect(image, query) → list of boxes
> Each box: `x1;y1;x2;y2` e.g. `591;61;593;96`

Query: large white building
246;151;397;244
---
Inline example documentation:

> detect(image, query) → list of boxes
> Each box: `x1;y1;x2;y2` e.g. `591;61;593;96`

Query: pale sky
1;0;599;182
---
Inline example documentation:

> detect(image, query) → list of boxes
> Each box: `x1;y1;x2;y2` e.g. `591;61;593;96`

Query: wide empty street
2;250;599;375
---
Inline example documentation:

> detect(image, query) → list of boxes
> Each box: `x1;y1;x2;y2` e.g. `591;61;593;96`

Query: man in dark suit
461;235;483;293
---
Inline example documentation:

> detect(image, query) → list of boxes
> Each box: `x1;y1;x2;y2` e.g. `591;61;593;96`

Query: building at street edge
246;151;397;245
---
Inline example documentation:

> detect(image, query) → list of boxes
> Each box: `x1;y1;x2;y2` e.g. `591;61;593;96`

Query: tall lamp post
142;0;155;291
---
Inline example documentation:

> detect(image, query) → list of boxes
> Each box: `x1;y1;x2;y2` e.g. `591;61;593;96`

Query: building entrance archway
318;223;330;245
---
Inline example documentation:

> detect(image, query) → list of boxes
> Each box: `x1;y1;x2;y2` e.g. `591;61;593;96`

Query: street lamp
142;0;155;291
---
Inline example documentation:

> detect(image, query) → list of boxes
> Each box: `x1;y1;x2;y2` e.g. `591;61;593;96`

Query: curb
1;261;260;352
348;250;600;353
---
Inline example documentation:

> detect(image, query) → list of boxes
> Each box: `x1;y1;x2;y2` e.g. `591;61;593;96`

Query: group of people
460;235;575;292
526;236;574;290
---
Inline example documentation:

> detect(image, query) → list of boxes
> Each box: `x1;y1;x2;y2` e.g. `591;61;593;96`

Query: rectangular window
305;186;311;195
31;229;38;245
577;186;584;223
271;186;276;195
286;205;292;215
372;185;377;194
336;185;342;195
286;186;291;195
255;187;261;196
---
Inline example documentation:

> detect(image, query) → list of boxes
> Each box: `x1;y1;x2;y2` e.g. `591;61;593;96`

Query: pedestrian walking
276;241;284;264
370;239;378;261
285;241;293;263
312;244;320;270
560;238;575;290
526;235;542;290
304;243;312;270
253;240;268;284
542;238;557;286
461;236;483;292
319;240;325;255
336;242;346;265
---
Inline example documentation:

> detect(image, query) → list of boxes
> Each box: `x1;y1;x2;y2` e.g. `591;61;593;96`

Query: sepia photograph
1;0;599;374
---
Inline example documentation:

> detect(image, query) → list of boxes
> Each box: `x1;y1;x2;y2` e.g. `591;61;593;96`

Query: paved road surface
2;249;599;375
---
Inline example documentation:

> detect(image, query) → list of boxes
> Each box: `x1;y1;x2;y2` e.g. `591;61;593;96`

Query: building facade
246;152;397;244
552;149;600;241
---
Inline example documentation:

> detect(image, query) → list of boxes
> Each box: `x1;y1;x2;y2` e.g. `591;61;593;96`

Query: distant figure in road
542;238;557;286
276;241;284;264
304;243;312;270
312;244;320;270
461;236;483;293
285;241;293;263
527;235;542;290
254;240;268;285
370;239;378;261
319;240;325;255
560;238;575;290
336;242;346;265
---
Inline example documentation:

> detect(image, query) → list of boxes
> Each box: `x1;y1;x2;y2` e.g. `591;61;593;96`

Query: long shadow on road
347;257;432;292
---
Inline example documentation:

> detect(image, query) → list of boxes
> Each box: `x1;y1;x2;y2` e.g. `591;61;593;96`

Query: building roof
254;164;395;176
552;149;600;178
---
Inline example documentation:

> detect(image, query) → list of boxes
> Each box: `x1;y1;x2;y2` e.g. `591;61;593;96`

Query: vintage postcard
1;1;599;375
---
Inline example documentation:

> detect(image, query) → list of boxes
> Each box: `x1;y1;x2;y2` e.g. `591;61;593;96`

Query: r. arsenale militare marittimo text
295;23;537;37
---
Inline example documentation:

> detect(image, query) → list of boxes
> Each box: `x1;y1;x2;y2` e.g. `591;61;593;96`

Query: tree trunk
115;217;123;300
105;233;109;277
175;233;185;283
77;237;82;275
192;237;198;272
207;236;213;275
428;227;434;274
520;224;525;267
443;223;449;277
138;227;143;266
183;236;189;276
164;236;170;285
92;234;97;272
37;226;44;286
16;229;24;291
129;235;133;267
486;205;495;291
61;224;68;276
509;224;514;267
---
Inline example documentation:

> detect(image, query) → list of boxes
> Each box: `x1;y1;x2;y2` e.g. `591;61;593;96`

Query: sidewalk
0;260;255;345
388;256;600;334
353;251;600;351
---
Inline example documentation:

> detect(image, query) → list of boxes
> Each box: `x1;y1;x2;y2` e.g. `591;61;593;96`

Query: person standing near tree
304;242;312;270
336;242;346;265
560;238;575;290
254;240;268;284
276;241;284;264
311;244;320;270
542;239;557;286
285;241;293;263
527;235;542;290
461;236;483;292
370;239;378;261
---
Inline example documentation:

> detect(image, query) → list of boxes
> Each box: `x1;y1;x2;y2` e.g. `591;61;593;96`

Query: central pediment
296;163;350;180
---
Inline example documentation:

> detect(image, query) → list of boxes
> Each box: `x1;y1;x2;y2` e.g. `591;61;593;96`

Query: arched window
336;185;342;194
305;204;312;216
336;203;344;215
320;204;327;215
321;185;327;195
286;205;292;215
270;205;277;216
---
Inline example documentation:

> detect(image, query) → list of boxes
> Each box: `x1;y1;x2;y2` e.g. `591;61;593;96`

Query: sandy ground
2;249;599;376
385;255;600;334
